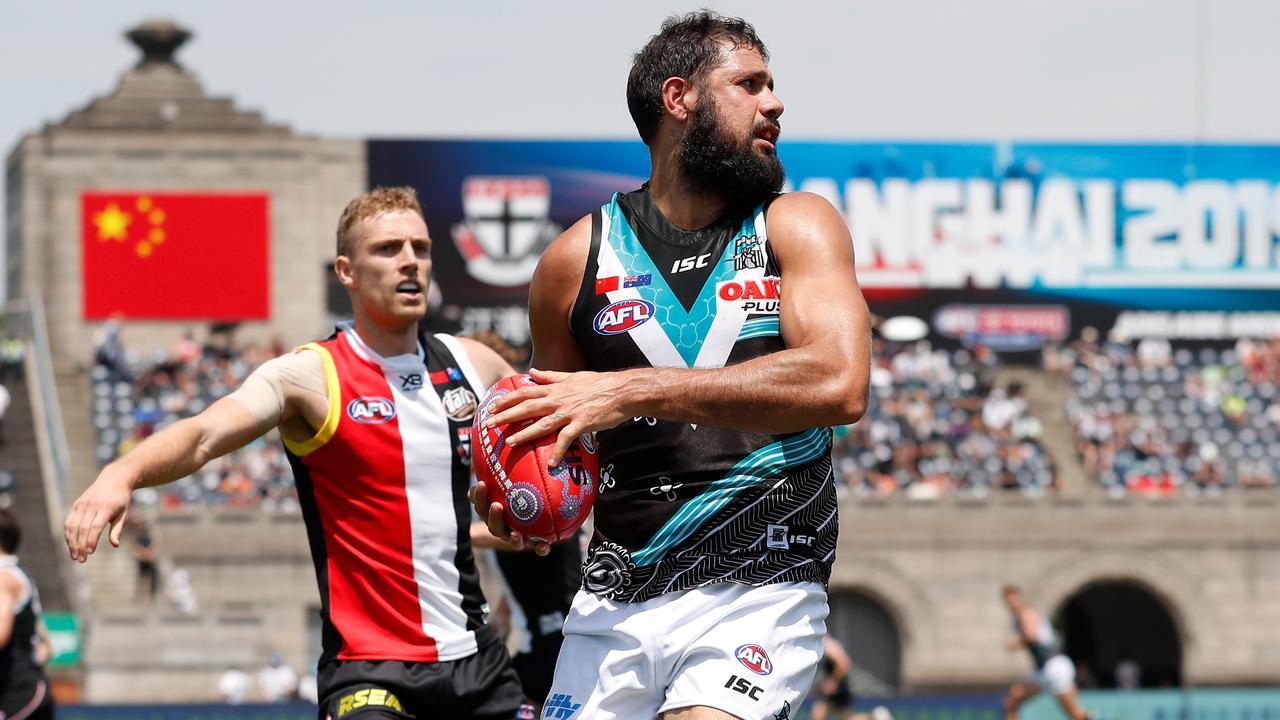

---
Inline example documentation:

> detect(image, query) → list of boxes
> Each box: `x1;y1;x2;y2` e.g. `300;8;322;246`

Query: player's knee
1003;691;1023;710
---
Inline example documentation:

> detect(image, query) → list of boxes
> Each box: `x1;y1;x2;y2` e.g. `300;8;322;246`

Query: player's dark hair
627;10;769;145
0;508;20;554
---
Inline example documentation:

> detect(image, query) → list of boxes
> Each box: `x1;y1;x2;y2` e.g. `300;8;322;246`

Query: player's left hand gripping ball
471;374;599;543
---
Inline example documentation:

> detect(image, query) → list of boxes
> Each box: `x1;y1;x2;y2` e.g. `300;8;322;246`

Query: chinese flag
82;192;270;320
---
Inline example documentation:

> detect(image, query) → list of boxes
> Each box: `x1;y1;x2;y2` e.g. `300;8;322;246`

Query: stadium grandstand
4;9;1280;720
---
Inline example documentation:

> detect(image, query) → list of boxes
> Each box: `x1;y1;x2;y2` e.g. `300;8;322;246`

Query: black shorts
1;678;55;720
318;628;524;720
511;633;565;704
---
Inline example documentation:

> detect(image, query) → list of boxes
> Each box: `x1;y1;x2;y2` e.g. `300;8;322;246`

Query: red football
471;374;598;543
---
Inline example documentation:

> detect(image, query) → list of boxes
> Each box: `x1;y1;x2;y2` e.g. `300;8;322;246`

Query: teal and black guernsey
569;186;837;603
1017;614;1063;670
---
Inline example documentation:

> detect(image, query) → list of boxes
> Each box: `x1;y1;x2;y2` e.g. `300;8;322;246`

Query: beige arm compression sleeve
224;349;326;427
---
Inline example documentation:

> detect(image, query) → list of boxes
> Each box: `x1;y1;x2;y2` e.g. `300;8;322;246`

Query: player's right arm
527;214;591;373
64;350;325;562
1018;608;1042;643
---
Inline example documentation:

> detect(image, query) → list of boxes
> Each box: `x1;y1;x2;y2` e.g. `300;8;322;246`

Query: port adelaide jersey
569;186;837;603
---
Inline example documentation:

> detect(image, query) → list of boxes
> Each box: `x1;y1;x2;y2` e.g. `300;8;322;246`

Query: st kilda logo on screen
451;176;563;288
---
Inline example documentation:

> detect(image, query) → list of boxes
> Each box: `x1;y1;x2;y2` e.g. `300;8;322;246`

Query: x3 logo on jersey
399;373;423;391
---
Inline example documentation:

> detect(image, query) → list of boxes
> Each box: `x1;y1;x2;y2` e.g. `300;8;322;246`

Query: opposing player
1001;585;1090;720
473;11;870;719
65;187;526;719
0;509;54;720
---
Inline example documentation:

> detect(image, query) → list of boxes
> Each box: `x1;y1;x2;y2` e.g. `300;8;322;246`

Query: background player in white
65;187;527;719
1002;585;1091;720
474;11;871;720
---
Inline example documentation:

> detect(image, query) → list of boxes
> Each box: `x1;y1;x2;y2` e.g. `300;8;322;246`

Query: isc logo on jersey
594;299;655;335
718;277;780;314
736;644;774;675
347;397;396;424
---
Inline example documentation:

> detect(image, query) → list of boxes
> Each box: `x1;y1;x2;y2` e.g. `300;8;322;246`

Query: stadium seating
1063;338;1280;495
833;340;1057;498
90;340;298;511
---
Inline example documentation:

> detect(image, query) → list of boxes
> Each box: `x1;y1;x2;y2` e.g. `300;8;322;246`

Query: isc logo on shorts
736;643;773;675
347;396;396;424
594;299;655;335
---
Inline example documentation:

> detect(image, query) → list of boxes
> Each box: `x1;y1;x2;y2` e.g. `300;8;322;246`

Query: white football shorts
543;581;828;720
1030;655;1077;695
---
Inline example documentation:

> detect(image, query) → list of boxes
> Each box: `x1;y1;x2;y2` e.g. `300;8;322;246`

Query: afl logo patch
594;299;655;335
442;386;478;422
735;644;773;675
347;396;396;424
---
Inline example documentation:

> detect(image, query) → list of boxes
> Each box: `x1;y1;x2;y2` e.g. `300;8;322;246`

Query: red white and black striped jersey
284;323;487;663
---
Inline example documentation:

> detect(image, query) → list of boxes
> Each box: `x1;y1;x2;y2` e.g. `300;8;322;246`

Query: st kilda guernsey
284;324;488;663
570;187;838;603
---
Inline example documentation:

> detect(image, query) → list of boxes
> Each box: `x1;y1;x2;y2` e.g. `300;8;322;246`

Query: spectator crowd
92;328;298;511
833;339;1057;499
1052;330;1280;496
90;320;1280;505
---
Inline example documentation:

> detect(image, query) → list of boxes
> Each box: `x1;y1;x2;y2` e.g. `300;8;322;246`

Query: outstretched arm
64;351;324;561
487;192;871;464
1019;608;1042;643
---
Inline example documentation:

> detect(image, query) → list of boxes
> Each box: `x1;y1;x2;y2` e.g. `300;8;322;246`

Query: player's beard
676;94;785;207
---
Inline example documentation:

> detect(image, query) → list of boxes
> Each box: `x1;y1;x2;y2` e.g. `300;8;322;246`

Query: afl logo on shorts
441;386;478;422
347;397;396;424
735;644;773;676
594;299;655;335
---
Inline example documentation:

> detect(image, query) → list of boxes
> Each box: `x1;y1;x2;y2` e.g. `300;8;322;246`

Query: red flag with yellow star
82;192;269;320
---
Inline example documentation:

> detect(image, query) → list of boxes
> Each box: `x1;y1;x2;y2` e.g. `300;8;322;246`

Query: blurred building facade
5;19;362;365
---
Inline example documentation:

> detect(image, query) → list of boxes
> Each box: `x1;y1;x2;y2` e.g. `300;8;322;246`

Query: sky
6;0;1280;151
4;0;1280;296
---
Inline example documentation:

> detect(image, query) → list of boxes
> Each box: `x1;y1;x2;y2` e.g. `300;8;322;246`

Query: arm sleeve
224;349;326;427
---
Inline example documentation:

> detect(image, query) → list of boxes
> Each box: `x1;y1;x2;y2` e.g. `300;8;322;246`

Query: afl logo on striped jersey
594;299;655;335
347;396;396;424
